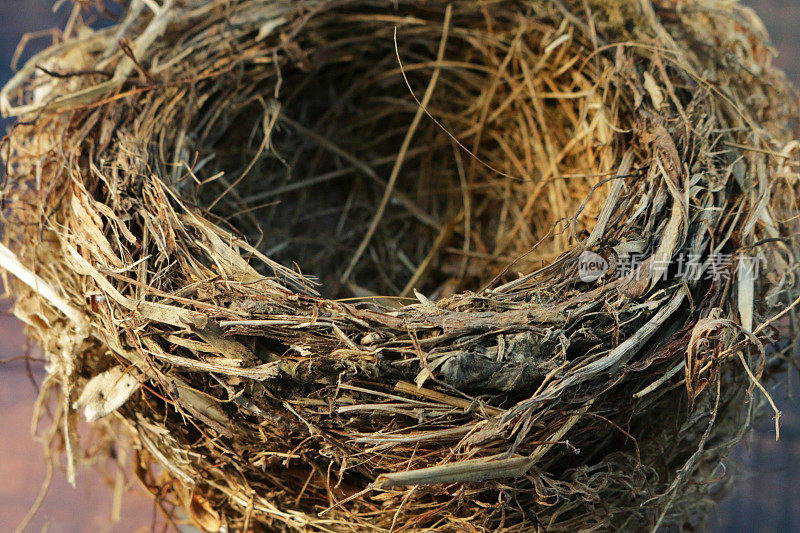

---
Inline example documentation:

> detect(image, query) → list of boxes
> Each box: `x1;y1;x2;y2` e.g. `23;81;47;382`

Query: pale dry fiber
1;0;800;531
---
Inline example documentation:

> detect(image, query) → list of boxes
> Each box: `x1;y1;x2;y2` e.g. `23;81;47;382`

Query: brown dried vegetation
2;0;800;531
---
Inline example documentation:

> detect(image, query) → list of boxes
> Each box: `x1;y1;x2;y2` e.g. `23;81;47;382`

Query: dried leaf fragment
73;366;141;421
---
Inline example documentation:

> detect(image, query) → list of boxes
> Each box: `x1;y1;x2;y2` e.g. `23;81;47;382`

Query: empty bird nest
2;0;800;531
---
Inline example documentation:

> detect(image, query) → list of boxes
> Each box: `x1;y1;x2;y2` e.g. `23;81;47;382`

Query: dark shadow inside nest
183;15;618;301
191;70;512;300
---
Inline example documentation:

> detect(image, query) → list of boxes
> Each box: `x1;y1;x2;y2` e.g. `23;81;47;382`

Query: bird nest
2;0;800;531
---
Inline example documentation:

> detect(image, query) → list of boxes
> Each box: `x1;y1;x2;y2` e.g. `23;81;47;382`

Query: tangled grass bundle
2;0;800;530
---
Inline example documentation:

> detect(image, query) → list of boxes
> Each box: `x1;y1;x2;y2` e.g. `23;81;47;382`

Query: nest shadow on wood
2;0;800;531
